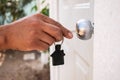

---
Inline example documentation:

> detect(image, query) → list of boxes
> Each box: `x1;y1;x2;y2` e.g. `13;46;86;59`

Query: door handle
76;19;94;40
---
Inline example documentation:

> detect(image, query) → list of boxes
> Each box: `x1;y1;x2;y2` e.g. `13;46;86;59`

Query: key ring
54;38;64;46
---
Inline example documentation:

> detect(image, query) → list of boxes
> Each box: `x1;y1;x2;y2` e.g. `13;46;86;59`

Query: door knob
76;19;94;40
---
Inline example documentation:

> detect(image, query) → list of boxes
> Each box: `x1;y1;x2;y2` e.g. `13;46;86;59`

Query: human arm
0;13;73;51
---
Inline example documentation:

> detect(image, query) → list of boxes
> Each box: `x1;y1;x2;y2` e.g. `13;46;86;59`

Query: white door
50;0;94;80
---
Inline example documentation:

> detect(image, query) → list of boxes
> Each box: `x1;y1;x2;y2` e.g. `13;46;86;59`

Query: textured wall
94;0;120;80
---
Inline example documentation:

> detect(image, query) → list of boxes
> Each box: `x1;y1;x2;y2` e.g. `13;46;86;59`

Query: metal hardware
76;19;94;40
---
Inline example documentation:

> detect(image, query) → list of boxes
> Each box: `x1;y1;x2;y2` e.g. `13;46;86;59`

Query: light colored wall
94;0;120;80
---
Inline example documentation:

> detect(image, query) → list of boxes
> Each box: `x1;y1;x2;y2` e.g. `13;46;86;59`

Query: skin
0;13;73;51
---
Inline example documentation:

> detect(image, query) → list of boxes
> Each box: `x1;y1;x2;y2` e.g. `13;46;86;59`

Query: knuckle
35;13;46;20
39;14;47;19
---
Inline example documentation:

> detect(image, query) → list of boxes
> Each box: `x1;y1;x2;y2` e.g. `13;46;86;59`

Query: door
94;0;120;80
50;0;94;80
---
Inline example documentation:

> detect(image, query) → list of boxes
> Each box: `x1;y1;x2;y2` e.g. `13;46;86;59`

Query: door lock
76;19;94;40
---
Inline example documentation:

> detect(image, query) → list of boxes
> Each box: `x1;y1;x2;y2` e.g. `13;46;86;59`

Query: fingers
24;13;73;51
40;22;63;42
31;39;49;51
30;28;62;51
35;31;55;46
38;14;73;39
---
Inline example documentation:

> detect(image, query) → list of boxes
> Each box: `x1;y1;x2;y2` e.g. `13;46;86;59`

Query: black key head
51;45;65;66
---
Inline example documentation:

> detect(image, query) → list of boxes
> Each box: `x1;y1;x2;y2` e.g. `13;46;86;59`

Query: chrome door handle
76;19;94;40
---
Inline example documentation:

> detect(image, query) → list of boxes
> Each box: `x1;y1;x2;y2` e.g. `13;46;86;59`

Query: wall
94;0;120;80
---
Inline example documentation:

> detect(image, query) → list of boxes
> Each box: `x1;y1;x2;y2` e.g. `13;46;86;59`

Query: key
51;44;65;66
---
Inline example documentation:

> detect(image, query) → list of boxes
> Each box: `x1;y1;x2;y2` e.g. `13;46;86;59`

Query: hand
0;13;73;51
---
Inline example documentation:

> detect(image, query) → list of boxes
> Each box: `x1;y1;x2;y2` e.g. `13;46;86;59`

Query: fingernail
68;32;73;38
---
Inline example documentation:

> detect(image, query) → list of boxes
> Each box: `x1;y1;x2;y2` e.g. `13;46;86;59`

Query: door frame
49;0;61;80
